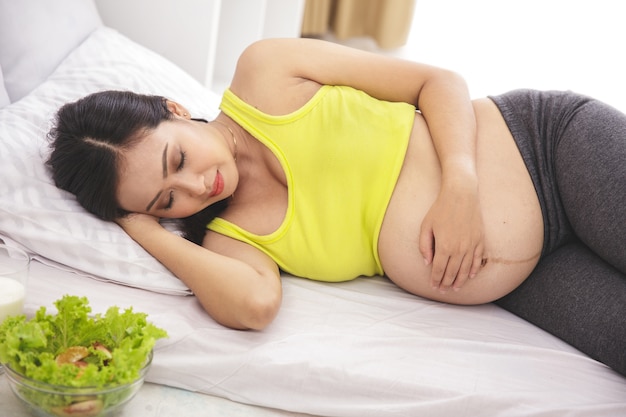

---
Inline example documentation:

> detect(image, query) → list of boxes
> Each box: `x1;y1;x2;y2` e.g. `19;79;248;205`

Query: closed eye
161;151;186;211
177;151;186;172
164;190;174;210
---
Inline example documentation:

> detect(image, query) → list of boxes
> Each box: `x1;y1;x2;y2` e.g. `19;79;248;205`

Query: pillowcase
0;0;102;102
0;27;222;295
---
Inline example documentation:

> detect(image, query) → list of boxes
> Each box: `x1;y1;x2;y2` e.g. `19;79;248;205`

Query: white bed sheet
1;24;624;417
1;371;309;417
18;260;626;417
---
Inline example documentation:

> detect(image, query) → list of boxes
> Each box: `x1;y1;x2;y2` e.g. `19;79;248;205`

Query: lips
210;171;224;198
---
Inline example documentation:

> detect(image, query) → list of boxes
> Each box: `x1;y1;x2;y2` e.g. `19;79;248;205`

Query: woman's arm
232;38;484;291
117;213;282;330
415;72;485;292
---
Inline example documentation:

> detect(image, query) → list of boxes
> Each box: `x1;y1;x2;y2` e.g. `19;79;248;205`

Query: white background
401;0;626;111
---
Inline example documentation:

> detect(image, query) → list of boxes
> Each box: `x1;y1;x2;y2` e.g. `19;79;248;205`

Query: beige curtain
301;0;416;49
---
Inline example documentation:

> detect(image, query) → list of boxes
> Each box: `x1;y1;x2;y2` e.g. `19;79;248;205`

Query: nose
177;172;207;196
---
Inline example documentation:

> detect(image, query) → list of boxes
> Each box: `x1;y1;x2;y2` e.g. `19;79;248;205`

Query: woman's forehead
118;132;165;175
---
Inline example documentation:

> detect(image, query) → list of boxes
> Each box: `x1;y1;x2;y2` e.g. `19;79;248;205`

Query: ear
164;100;191;119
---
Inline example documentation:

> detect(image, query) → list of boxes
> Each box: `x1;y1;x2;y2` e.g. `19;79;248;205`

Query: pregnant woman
47;38;626;376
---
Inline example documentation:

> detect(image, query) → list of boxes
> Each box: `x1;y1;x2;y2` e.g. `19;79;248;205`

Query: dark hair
47;90;225;245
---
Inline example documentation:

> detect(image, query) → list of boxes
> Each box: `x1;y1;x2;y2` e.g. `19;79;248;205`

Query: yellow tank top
209;85;415;281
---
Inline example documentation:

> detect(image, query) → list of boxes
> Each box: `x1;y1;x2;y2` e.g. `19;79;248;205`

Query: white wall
213;0;306;93
95;0;305;93
94;0;221;88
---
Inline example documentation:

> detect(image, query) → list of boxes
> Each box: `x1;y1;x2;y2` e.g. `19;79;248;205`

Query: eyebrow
145;143;169;211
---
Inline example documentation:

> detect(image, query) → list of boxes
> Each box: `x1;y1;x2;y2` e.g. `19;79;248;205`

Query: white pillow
0;27;221;295
0;0;102;102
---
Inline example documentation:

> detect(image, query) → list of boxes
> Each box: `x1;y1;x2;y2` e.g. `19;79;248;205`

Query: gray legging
489;90;626;376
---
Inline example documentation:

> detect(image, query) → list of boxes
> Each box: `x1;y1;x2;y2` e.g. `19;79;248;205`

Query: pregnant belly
378;98;544;304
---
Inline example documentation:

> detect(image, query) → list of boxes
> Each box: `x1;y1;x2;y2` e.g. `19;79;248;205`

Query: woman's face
116;117;238;219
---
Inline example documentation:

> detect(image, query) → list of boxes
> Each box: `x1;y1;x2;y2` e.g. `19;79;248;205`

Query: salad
0;295;167;416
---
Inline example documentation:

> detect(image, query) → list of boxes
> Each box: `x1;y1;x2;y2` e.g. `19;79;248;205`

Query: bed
1;1;625;416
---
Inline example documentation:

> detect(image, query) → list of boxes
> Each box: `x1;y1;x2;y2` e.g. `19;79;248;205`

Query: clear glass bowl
4;351;152;417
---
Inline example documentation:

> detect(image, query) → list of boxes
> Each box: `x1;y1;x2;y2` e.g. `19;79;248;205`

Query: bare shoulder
229;39;323;115
233;38;317;77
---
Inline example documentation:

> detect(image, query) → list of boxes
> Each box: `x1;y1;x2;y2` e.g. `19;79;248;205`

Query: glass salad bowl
0;295;167;417
4;350;152;417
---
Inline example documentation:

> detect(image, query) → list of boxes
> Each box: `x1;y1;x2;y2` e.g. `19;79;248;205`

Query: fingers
429;252;463;293
469;246;485;279
452;251;474;290
430;244;485;293
418;227;435;267
429;255;466;293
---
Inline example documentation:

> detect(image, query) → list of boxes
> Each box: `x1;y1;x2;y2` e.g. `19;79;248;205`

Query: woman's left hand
419;178;485;292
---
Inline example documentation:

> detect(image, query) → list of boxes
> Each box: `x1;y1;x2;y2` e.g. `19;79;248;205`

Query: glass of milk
0;243;29;374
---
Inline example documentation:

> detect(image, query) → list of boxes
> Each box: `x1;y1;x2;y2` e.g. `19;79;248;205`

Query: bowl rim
3;350;153;393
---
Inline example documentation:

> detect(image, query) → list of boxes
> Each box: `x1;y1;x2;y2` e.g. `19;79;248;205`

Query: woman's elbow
241;290;282;330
